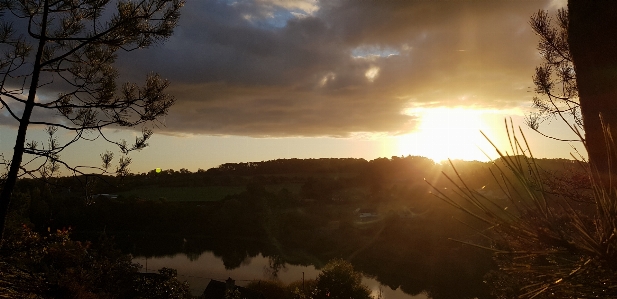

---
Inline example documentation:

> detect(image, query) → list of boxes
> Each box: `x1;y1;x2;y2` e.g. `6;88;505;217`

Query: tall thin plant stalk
427;119;617;298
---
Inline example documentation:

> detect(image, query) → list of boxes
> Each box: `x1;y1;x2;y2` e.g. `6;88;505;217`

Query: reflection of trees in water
349;216;493;299
200;239;264;270
108;203;493;299
185;251;201;262
263;255;287;280
117;223;491;299
220;250;250;269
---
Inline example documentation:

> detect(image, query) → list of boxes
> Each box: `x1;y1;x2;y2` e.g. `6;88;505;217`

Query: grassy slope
118;185;246;202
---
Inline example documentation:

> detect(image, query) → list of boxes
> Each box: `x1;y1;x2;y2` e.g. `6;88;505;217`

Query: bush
1;227;190;298
312;259;372;299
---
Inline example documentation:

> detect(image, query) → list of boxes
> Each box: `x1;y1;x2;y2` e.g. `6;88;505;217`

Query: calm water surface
134;252;429;299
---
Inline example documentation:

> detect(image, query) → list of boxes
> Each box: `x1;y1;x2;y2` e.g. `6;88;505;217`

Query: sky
1;0;584;174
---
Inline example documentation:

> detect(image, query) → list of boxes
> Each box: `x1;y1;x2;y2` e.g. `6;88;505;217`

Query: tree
528;3;617;186
312;259;372;299
567;1;617;185
134;267;191;299
526;9;580;140
430;3;617;298
0;0;184;243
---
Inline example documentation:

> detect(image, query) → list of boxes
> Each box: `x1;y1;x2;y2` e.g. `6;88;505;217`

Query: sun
398;107;496;163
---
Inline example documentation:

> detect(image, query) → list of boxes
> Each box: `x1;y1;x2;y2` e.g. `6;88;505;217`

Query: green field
118;186;246;202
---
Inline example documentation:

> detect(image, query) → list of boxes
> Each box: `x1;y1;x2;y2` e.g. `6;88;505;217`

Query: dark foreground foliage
0;227;190;298
431;124;617;298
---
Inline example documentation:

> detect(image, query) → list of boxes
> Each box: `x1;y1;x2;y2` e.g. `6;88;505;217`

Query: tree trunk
568;1;617;188
0;1;48;244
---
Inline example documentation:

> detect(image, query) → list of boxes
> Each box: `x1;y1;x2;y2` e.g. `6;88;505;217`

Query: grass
118;185;246;202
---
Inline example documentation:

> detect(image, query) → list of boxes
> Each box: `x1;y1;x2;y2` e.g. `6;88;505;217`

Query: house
201;278;265;299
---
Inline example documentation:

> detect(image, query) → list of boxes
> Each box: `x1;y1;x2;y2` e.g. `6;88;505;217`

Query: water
133;252;428;299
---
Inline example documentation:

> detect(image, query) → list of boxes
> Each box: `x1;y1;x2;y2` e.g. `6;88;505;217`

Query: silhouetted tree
133;267;190;299
528;3;617;185
526;9;580;140
568;1;617;184
0;0;184;243
312;259;372;299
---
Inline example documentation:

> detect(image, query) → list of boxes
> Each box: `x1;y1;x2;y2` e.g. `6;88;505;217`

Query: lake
133;252;429;299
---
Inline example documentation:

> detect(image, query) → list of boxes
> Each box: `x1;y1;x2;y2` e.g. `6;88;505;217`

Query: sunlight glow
398;107;500;163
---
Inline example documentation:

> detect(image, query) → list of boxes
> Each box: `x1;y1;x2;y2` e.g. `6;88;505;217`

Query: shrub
429;123;617;298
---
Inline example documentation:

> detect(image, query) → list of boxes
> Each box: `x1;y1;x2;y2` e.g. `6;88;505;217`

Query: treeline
125;156;579;192
214;158;371;175
10;156;580;198
119;156;439;191
8;156;583;248
7;156;443;201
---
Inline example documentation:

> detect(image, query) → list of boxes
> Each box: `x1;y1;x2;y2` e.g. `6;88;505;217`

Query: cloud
110;0;550;137
162;81;417;137
547;0;568;10
257;0;320;14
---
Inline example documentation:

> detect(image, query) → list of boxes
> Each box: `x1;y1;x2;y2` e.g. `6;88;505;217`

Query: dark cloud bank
114;0;553;137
